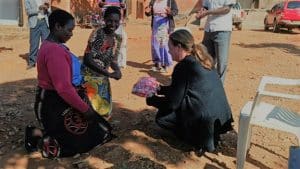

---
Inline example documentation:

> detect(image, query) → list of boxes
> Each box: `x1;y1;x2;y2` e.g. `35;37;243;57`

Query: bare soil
0;16;299;169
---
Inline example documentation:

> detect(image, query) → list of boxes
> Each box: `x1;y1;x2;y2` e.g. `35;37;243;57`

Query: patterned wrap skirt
83;73;112;119
34;86;112;157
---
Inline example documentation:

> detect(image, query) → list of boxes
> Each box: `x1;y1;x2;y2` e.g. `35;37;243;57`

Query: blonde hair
191;43;214;70
169;29;214;70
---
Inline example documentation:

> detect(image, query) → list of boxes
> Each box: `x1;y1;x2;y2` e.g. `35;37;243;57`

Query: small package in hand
132;77;160;97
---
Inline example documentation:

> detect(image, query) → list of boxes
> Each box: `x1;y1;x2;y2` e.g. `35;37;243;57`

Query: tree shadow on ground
202;131;273;169
250;143;288;160
0;78;280;169
112;105;281;169
127;60;172;85
0;78;167;168
237;42;300;56
109;105;240;167
139;69;171;86
19;53;29;65
0;47;13;53
127;60;152;69
87;144;167;169
250;29;300;35
204;163;223;169
0;79;50;169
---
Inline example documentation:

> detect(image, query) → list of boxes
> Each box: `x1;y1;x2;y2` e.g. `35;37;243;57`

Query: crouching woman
146;29;233;152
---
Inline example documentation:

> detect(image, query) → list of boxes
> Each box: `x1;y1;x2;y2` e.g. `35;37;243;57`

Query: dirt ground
0;14;300;169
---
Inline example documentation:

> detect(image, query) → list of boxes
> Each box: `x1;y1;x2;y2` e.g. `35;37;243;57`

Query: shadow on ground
19;53;29;65
251;28;300;35
237;42;300;56
0;78;274;169
0;47;13;53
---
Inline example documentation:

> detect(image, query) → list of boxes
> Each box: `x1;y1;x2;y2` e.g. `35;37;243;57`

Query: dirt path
0;18;299;169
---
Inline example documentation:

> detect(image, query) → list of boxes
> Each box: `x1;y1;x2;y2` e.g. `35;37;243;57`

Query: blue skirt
151;16;172;67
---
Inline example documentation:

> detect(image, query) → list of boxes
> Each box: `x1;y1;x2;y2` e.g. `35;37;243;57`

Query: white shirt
203;0;236;32
35;0;49;19
153;0;168;16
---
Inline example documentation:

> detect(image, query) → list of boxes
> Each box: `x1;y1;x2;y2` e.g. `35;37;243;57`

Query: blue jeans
202;31;231;83
28;19;49;66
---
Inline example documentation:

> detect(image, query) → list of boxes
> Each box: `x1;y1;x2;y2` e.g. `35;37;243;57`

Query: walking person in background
145;0;178;73
196;0;235;83
25;0;51;69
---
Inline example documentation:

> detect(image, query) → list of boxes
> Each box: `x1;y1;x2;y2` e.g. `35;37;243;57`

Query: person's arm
196;6;231;19
166;0;178;17
83;30;110;77
46;47;89;113
109;60;122;80
208;6;231;15
44;1;51;14
196;0;234;19
189;0;203;15
147;63;188;110
109;35;122;80
120;0;126;8
83;53;110;76
25;0;39;17
164;63;189;110
145;0;153;17
98;0;106;8
157;85;170;95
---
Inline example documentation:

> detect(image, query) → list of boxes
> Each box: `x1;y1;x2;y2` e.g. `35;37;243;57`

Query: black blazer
147;55;233;151
145;0;178;33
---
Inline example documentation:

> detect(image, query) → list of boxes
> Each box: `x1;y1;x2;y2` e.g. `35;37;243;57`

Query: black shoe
40;136;61;158
24;125;42;153
195;148;206;156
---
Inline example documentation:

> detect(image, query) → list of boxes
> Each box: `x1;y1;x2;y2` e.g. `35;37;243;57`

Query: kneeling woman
146;29;233;152
25;10;112;158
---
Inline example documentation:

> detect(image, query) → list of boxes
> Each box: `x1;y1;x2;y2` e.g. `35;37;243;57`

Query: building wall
259;0;282;9
0;0;21;25
8;0;277;27
238;0;257;9
237;0;282;9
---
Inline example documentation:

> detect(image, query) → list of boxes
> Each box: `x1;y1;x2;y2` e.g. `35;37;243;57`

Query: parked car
264;0;300;32
232;2;246;30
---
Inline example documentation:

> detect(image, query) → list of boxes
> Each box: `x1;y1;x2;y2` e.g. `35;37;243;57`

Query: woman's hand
39;4;48;10
120;2;126;8
98;1;106;8
165;7;171;15
145;6;151;16
196;8;208;19
84;107;96;122
109;71;122;80
146;95;155;106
